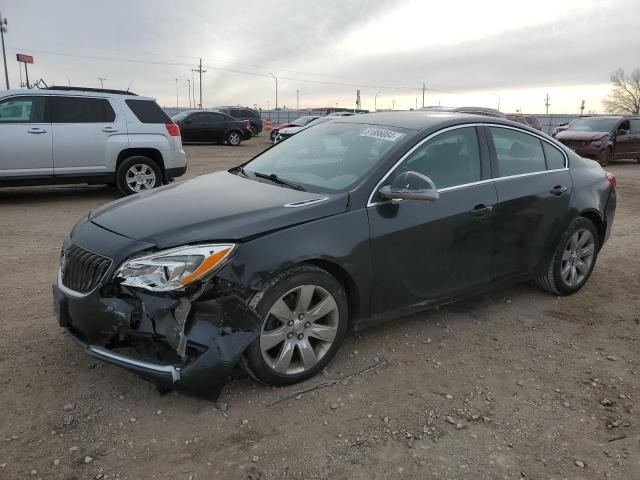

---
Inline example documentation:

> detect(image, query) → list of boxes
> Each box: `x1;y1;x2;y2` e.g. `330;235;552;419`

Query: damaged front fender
55;283;261;401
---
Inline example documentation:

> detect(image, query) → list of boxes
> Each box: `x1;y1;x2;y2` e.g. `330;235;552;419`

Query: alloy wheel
561;228;595;287
260;284;339;375
228;132;241;145
125;164;157;193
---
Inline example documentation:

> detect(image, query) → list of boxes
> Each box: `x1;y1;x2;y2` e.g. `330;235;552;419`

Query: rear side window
52;97;115;123
630;119;640;133
543;142;566;170
125;99;171;123
0;96;46;123
399;127;481;189
489;127;546;177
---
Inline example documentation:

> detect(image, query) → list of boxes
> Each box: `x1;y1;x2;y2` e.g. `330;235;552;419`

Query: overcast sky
2;0;639;113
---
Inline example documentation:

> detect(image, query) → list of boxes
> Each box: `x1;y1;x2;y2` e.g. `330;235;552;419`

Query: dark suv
214;106;262;135
555;116;640;165
172;110;252;146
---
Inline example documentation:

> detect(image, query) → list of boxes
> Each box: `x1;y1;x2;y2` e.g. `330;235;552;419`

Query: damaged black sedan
54;112;617;400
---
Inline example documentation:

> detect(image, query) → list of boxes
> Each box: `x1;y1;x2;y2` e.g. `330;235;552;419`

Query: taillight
165;123;180;136
605;171;616;188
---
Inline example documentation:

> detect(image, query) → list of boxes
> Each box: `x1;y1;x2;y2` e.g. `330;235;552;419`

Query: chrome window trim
367;122;569;207
87;346;181;382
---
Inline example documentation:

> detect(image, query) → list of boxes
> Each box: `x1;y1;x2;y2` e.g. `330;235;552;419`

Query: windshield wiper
252;172;306;191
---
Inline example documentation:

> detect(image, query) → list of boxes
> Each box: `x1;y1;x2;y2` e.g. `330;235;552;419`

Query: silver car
0;87;187;195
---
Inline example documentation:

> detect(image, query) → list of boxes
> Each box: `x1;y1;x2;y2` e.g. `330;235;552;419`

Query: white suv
0;87;187;195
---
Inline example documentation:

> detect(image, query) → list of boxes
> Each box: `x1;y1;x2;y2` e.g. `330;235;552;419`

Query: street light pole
187;79;191;109
268;72;278;123
97;77;106;89
0;10;8;90
374;89;383;112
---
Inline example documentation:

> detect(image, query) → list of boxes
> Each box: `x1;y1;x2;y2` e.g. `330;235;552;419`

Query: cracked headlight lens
115;244;235;291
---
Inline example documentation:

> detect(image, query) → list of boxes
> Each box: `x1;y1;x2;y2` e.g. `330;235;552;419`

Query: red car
270;115;320;141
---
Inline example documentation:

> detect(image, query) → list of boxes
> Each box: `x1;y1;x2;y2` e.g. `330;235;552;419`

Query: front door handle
470;204;494;219
27;128;47;134
102;127;118;133
550;185;568;196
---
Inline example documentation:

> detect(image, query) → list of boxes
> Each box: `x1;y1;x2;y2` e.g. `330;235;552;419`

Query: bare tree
603;68;640;114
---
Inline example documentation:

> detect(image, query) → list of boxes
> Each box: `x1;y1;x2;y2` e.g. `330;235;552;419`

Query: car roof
0;88;155;101
333;111;523;131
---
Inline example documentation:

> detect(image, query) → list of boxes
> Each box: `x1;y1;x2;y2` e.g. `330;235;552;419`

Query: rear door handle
27;128;47;134
102;127;118;133
470;204;494;219
550;185;567;196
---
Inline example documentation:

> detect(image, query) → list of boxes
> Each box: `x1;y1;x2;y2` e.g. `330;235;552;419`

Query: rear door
486;126;572;281
207;113;228;142
51;96;126;177
0;95;52;179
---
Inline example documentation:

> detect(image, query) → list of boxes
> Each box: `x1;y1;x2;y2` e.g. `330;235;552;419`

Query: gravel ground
0;136;638;480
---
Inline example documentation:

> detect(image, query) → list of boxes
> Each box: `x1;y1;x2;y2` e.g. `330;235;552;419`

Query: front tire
243;265;348;386
116;156;162;196
226;131;242;146
534;217;599;295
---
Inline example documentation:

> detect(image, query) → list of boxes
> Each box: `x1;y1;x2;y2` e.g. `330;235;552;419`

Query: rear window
51;97;116;123
125;99;172;123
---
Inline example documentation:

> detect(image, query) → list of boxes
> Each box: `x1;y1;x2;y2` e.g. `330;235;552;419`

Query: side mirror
617;128;626;136
379;171;439;201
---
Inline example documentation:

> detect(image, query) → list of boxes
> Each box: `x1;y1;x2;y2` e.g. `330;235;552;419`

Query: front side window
395;127;481;189
0;96;46;123
243;122;407;192
489;127;546;177
52;97;115;123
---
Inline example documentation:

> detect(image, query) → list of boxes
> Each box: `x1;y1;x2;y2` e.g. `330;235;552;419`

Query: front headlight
115;244;235;292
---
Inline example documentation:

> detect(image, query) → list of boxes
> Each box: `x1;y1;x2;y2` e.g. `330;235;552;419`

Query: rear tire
598;148;612;166
226;131;242;146
534;217;599;295
243;265;348;386
116;156;162;196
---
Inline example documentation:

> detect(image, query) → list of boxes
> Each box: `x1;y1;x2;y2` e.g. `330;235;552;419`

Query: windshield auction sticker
359;128;405;142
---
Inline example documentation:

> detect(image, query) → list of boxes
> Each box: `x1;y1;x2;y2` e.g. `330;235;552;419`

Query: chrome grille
61;245;112;293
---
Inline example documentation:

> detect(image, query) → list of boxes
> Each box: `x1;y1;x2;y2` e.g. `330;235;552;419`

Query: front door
368;126;496;319
51;96;126;177
615;119;640;159
0;95;52;179
486;126;573;281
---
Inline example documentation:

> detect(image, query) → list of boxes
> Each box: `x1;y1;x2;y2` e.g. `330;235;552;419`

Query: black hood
90;171;348;248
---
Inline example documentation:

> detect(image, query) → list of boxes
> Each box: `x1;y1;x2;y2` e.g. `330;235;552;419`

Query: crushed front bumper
53;280;260;401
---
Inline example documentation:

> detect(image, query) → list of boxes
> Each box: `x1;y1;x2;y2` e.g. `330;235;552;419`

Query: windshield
567;117;620;132
243;122;408;192
291;116;317;126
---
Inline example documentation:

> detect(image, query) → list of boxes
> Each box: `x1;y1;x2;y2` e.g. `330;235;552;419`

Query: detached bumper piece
54;284;260;401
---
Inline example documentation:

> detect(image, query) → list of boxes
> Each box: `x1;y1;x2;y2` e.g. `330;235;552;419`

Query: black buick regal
54;112;617;400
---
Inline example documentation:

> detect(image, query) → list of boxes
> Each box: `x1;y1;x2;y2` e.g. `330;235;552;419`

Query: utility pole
97;77;106;89
374;89;383;112
580;99;585;116
175;78;179;110
422;82;426;108
0;10;8;89
192;58;206;109
191;70;196;108
187;79;191;109
544;93;551;115
268;72;278;123
392;99;395;110
296;89;299;112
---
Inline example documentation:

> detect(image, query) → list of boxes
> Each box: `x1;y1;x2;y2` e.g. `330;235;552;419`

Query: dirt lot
1;136;638;480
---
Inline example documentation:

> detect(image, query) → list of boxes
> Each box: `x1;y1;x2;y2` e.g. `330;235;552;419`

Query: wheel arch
578;209;605;247
301;258;360;327
116;148;165;173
